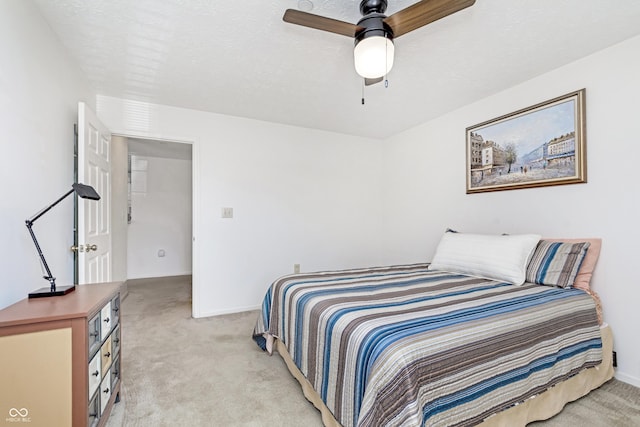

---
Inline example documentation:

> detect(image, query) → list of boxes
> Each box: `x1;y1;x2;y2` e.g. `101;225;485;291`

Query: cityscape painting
466;89;586;193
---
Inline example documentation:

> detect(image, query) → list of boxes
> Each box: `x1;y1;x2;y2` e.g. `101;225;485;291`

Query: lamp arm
25;221;57;291
27;188;74;224
25;188;75;292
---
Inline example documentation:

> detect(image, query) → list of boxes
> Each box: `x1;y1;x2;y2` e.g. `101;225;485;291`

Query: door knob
70;244;98;252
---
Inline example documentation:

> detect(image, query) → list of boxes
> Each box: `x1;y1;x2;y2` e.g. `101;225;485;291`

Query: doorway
126;138;193;281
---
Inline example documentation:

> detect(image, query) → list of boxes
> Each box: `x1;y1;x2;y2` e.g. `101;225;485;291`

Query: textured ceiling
34;0;640;139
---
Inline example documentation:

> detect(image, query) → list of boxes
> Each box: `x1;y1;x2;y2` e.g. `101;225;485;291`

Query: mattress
253;263;610;427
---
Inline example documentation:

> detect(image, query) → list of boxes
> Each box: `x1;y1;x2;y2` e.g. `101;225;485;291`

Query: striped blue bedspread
252;263;602;427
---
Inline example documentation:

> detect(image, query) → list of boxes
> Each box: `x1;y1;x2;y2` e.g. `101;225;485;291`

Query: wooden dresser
0;282;122;427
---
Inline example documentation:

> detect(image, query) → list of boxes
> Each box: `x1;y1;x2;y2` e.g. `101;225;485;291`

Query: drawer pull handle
103;387;110;394
104;352;111;358
103;317;110;323
92;370;99;377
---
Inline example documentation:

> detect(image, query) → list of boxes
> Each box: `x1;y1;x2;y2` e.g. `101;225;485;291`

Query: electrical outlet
294;264;300;274
221;207;233;218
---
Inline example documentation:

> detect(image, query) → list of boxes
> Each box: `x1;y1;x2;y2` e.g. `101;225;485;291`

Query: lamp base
28;285;76;299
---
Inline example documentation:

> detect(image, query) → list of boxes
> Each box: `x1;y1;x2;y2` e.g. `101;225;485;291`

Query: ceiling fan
284;0;476;85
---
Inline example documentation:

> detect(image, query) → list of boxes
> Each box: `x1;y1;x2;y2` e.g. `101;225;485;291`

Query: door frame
114;133;199;318
73;123;79;284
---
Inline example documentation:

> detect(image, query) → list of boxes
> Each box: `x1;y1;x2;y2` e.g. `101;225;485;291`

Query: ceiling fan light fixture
284;0;477;82
354;35;394;79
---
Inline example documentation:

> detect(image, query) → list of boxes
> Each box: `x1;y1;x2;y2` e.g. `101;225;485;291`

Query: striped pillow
526;240;590;288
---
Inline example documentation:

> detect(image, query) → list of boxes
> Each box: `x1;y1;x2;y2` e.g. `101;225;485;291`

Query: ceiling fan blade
283;9;358;37
365;77;384;86
385;0;476;38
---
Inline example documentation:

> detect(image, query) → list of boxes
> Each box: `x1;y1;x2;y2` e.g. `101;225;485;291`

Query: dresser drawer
88;351;102;398
111;324;121;357
88;312;102;358
99;370;111;415
101;335;113;377
88;389;100;427
111;355;121;389
111;294;121;326
100;301;113;341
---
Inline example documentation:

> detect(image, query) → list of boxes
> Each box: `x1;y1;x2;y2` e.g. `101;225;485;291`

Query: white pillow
428;232;541;285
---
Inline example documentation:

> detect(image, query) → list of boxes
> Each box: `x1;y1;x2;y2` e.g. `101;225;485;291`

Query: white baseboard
614;371;640;388
193;304;261;319
127;273;192;281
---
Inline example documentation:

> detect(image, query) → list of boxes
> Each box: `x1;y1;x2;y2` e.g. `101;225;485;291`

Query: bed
252;233;613;426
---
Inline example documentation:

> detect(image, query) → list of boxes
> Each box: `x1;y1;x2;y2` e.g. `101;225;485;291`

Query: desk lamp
26;183;100;298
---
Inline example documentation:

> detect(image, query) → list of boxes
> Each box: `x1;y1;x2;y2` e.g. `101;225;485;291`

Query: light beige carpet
106;276;640;427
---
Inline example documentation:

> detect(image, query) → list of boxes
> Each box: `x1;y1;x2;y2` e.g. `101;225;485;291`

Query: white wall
127;155;192;279
380;35;640;387
0;0;95;308
95;96;385;317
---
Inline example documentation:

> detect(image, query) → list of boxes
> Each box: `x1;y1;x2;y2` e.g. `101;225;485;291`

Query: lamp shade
354;35;394;79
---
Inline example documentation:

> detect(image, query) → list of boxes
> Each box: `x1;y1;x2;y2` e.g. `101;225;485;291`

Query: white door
77;102;112;284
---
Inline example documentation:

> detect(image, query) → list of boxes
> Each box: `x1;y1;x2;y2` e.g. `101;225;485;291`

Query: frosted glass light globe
354;36;394;79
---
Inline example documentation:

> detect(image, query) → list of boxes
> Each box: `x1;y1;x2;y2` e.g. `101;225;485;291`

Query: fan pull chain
385;36;389;88
362;79;365;105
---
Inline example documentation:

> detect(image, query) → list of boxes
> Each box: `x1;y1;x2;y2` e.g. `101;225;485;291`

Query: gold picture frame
466;89;586;194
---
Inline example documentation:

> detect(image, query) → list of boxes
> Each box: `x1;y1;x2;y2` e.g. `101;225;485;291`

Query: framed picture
466;89;586;194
